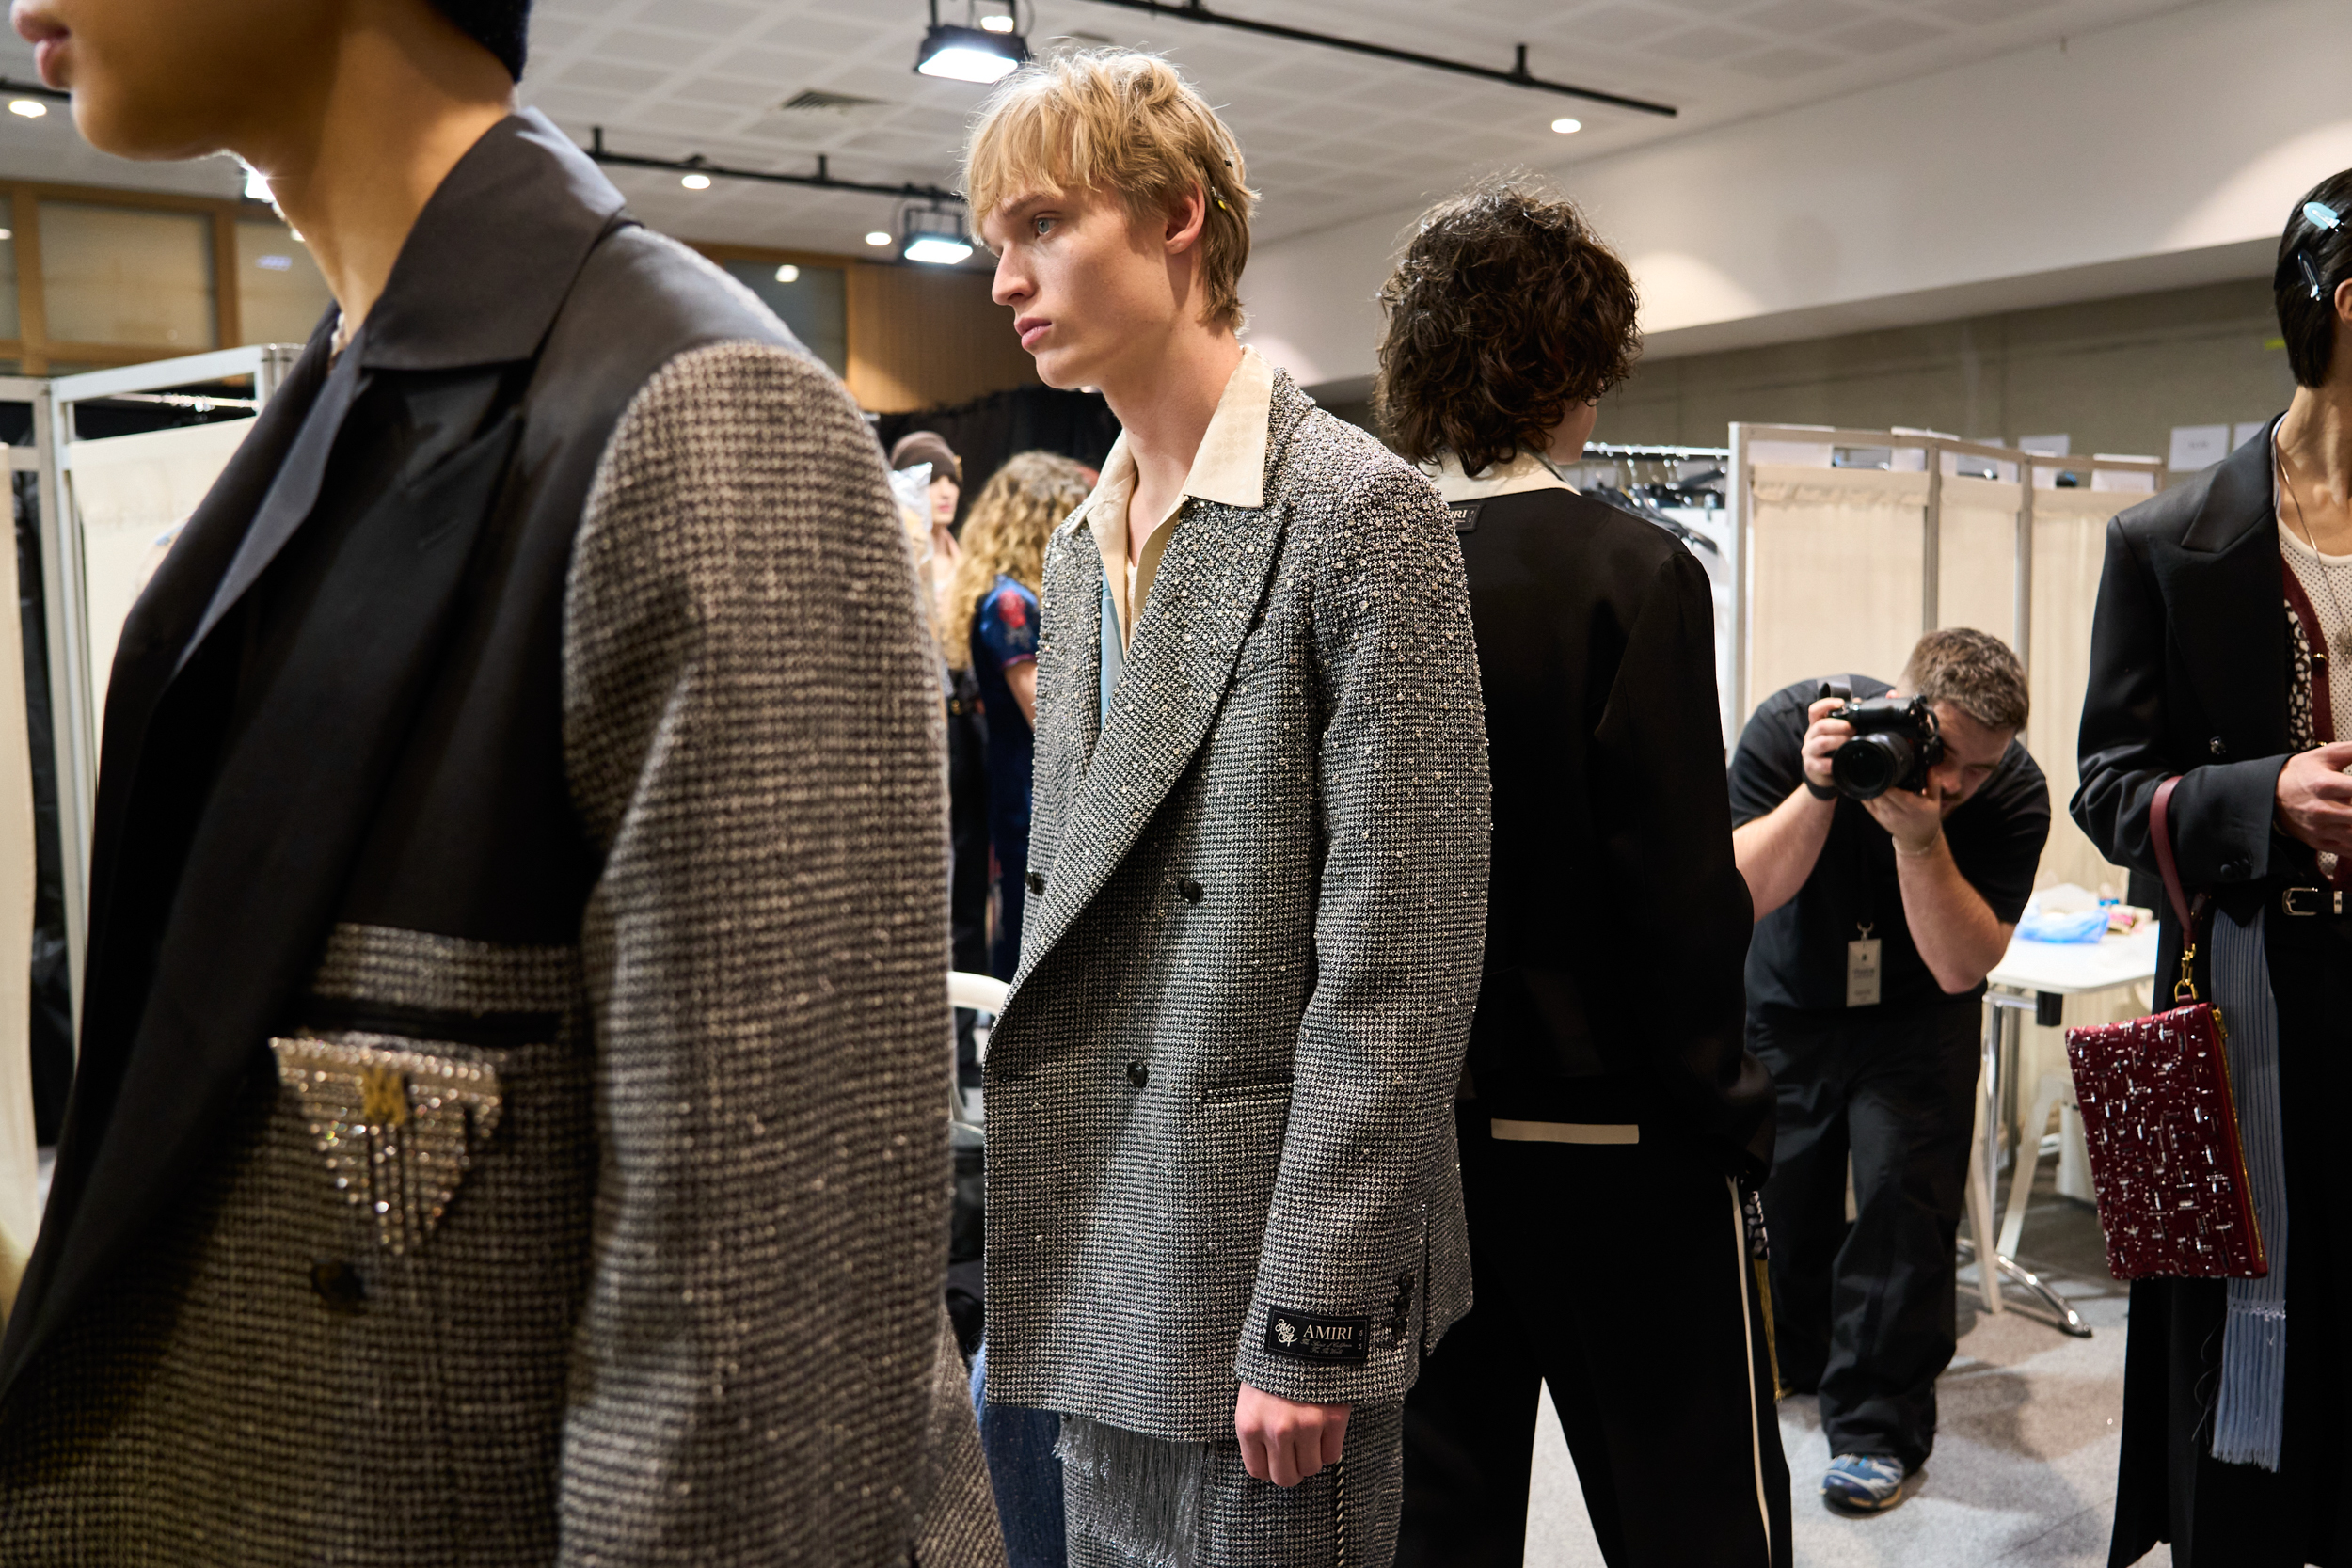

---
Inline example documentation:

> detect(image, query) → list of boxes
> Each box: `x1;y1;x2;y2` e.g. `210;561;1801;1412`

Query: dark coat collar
356;109;627;372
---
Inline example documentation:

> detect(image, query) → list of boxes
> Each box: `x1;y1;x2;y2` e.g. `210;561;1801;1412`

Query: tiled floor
1524;1168;2173;1567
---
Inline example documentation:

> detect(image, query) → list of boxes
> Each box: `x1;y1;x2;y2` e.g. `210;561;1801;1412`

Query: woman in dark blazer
2074;171;2352;1567
1381;177;1788;1568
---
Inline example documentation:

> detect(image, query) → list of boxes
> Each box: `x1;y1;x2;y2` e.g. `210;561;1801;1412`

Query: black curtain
15;469;70;1143
874;383;1120;527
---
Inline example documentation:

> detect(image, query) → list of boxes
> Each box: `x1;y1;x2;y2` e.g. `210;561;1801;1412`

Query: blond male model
964;50;1489;1567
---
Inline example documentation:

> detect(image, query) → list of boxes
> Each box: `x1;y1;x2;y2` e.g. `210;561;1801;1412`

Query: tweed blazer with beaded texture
0;115;1000;1567
982;370;1490;1439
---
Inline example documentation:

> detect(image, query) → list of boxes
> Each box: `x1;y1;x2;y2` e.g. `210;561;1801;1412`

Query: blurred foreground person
942;451;1092;982
2076;170;2352;1568
1380;178;1789;1568
0;0;1000;1561
964;48;1488;1567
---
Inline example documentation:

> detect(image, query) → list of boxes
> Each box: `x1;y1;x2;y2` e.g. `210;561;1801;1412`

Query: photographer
1729;629;2049;1515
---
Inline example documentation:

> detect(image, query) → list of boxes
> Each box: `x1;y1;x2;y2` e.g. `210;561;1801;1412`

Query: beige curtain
2026;486;2133;896
1936;477;2023;646
66;418;255;732
1746;466;1929;713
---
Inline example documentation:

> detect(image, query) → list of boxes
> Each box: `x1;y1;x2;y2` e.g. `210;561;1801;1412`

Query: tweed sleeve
557;341;953;1563
1232;467;1490;1408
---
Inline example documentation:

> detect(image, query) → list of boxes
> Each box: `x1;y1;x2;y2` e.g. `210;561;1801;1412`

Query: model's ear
1164;182;1209;257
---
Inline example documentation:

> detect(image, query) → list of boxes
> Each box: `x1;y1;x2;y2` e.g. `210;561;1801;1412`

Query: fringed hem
1056;1415;1206;1568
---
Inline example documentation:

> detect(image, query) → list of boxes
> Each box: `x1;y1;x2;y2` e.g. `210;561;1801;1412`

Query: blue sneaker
1821;1452;1907;1514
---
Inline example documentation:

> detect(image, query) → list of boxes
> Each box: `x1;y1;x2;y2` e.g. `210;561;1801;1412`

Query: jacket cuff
1233;1290;1421;1409
2172;756;2291;885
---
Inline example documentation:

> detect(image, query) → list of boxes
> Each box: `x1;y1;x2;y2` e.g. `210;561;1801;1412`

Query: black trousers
1398;1105;1791;1568
1751;1000;1979;1472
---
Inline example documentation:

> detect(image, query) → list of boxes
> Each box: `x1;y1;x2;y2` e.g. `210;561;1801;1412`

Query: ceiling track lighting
1065;2;1676;118
916;0;1030;84
583;129;961;206
899;200;976;266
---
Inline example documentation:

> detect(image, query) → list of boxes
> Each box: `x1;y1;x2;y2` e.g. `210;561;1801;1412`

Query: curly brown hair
1375;175;1641;476
943;451;1095;670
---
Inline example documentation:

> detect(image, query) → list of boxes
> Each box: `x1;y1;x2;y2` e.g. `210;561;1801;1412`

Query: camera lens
1834;733;1914;800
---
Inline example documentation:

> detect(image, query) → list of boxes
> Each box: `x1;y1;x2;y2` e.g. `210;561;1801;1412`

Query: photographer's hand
1861;779;1945;855
2275;741;2352;857
1734;699;1851;919
1800;698;1853;791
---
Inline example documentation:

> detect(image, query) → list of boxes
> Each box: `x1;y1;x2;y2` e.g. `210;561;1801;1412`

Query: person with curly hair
1381;177;1790;1568
945;451;1094;982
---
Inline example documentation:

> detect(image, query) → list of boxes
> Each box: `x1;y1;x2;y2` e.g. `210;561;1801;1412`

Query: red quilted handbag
2062;776;2268;1280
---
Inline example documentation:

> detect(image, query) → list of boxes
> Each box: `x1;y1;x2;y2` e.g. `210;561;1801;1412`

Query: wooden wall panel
845;261;1038;414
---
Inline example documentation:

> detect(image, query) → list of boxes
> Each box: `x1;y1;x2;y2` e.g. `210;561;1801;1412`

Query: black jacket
2073;416;2333;976
1454;485;1772;1176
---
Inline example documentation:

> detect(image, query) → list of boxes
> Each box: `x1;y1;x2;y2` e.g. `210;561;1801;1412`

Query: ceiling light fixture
901;201;975;266
681;172;712;189
866;230;895;247
916;0;1028;84
243;165;272;202
1551;117;1581;134
774;263;801;283
9;99;46;118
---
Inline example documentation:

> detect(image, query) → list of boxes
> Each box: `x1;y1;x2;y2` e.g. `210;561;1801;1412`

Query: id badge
1846;935;1883;1007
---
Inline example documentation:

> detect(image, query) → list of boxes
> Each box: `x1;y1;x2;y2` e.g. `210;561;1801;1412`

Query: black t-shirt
1728;675;2051;1019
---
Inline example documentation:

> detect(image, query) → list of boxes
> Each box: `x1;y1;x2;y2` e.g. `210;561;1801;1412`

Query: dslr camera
1818;680;1945;800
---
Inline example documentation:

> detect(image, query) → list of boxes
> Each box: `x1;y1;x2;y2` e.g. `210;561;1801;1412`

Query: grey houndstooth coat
982;371;1490;1439
0;114;1000;1566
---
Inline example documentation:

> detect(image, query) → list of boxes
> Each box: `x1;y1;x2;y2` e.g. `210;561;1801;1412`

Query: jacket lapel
1011;497;1288;986
2151;424;2287;754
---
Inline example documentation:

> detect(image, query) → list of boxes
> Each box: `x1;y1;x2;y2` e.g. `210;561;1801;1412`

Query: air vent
777;89;885;113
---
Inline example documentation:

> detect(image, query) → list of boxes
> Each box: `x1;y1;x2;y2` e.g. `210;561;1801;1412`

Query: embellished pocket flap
270;1033;506;1255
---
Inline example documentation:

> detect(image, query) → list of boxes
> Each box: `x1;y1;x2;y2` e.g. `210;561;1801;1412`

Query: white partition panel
1937;477;2024;646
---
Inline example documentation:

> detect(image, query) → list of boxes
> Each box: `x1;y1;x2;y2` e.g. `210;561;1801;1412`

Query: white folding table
1961;925;2158;1336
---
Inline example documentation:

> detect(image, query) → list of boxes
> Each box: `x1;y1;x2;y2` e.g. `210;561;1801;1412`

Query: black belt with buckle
2280;885;2349;917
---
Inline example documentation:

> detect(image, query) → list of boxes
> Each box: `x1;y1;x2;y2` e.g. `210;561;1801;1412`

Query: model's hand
1234;1384;1351;1487
1864;781;1945;856
1800;698;1853;792
2276;741;2352;855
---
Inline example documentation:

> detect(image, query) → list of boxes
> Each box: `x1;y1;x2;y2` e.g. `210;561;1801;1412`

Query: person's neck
1099;326;1245;517
2276;380;2352;551
240;17;516;344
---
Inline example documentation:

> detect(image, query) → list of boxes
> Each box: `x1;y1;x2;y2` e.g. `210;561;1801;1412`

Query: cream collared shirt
1077;345;1274;647
1422;448;1577;505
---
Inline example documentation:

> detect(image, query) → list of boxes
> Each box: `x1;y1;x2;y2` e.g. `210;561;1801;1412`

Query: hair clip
2298;249;2328;302
2305;199;2344;231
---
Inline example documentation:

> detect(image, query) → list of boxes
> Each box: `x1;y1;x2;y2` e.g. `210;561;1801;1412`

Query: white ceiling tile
1828;15;1950;51
1724;43;1851;75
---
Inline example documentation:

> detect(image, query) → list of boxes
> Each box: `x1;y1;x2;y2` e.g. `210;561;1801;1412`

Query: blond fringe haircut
943;451;1095;670
961;49;1258;331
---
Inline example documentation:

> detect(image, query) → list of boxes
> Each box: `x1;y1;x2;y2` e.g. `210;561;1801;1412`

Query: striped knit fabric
2209;903;2289;1470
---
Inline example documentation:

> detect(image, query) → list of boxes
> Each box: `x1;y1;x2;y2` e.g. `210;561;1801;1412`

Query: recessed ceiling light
680;172;711;190
244;166;272;202
1551;117;1581;134
866;230;893;247
774;263;801;283
0;229;13;241
8;100;46;119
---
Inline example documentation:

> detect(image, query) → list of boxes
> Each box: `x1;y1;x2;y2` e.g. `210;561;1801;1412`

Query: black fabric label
1448;500;1482;534
1264;1308;1372;1365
